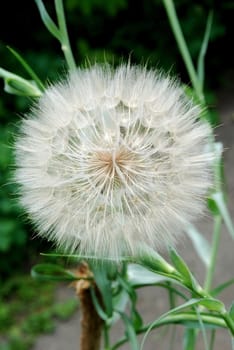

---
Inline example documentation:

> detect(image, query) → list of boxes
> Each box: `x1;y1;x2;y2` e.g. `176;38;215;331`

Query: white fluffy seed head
15;64;214;260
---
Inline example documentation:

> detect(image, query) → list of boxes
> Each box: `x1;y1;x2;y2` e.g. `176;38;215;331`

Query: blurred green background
0;0;234;348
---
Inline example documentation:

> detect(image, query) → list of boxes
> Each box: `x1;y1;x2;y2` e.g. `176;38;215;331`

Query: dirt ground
34;89;234;350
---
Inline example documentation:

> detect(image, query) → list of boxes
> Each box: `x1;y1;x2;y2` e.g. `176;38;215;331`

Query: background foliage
0;0;234;277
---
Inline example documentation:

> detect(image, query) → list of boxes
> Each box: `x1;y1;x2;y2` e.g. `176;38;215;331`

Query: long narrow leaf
140;299;203;350
185;224;211;267
7;46;45;91
90;287;109;321
91;263;113;318
168;246;196;288
136;245;179;276
127;263;174;287
35;0;61;40
211;279;234;297
31;263;79;281
112;313;226;350
108;289;129;326
118;312;139;350
212;192;234;238
140;298;224;350
0;68;42;97
40;252;120;261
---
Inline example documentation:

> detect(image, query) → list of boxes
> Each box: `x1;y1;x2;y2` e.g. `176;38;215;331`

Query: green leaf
91;263;113;318
211;191;234;238
112;312;225;350
5;79;41;96
108;289;129;325
207;197;220;216
118;312;139;350
131;308;143;331
140;299;204;349
90;287;109;321
149;311;226;330
141;298;224;349
7;46;45;91
137;245;178;276
117;275;143;331
31;264;79;281
35;0;61;40
0;68;42;97
199;299;225;313
40;252;122;261
127;264;174;287
168;246;198;289
211;279;234;297
185;224;211;267
229;302;234;321
118;275;137;301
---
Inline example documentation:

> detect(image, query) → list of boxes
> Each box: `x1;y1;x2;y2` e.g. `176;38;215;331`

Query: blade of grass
7;46;45;91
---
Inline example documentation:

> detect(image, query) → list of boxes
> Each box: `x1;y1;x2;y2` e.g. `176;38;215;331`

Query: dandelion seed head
15;64;214;260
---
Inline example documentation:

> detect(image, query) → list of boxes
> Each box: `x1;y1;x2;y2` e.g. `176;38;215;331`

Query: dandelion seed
15;64;214;260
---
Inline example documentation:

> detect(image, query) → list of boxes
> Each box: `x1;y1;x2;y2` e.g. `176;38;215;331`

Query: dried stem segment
75;263;103;350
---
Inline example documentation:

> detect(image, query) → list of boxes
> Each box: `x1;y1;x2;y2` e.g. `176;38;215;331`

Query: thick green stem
103;325;111;350
204;216;222;292
55;0;76;71
162;0;204;103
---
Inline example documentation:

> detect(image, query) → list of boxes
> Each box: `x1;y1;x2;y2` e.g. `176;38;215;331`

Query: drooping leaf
141;297;225;349
31;263;78;281
0;68;42;97
34;0;61;40
140;299;204;350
